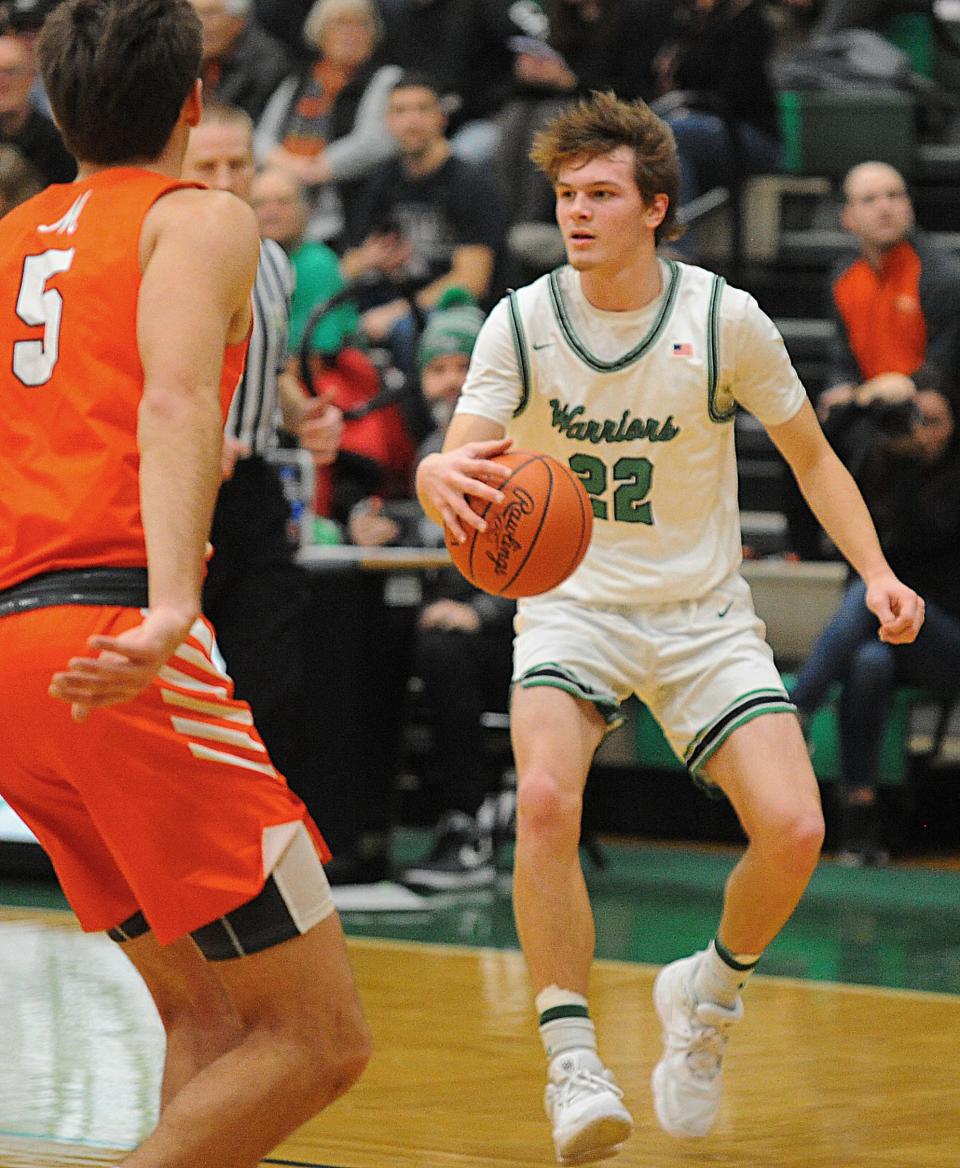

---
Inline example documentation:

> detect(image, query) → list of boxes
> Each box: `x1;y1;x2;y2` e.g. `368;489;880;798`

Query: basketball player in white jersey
416;92;924;1165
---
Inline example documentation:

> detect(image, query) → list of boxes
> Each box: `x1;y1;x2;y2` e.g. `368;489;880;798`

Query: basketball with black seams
444;450;593;598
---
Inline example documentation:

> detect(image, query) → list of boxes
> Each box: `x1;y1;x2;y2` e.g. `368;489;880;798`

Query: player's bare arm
49;190;260;719
415;412;511;540
766;397;925;644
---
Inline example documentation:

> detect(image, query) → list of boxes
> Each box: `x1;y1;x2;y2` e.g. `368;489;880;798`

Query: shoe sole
555;1113;633;1165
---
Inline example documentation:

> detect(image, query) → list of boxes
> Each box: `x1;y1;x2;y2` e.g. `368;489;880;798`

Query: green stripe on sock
539;1004;590;1025
715;936;760;972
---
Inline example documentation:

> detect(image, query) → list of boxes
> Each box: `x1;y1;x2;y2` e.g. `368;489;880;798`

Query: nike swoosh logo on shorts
717;602;733;618
532;340;554;350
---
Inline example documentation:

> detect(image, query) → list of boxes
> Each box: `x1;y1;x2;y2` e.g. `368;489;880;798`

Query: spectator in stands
511;0;667;108
348;289;516;892
251;161;416;526
0;0;59;117
653;0;781;245
496;0;672;282
251;164;358;355
254;0;400;247
254;0;314;59
182;104;345;830
818;161;960;421
190;0;291;122
341;72;504;381
791;370;960;865
379;0;546;164
0;32;74;184
0;141;40;213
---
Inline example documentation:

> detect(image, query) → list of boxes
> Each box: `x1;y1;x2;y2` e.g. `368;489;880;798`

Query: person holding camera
791;370;960;865
783;160;960;558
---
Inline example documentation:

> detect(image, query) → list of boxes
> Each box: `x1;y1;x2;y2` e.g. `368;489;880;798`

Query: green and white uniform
455;260;806;780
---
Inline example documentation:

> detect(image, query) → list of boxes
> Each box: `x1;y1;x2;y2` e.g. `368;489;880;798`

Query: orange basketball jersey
0;168;248;592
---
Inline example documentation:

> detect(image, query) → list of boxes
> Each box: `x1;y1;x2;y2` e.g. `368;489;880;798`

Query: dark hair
530;90;681;243
38;0;202;165
391;70;441;101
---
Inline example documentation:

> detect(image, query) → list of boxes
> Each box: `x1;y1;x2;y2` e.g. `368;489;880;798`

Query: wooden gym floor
2;835;960;1168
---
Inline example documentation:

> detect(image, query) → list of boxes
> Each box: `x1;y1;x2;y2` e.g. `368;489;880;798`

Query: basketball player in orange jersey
416;92;924;1165
0;2;370;1166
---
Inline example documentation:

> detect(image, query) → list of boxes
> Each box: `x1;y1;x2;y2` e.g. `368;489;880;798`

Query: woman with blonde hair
254;0;399;245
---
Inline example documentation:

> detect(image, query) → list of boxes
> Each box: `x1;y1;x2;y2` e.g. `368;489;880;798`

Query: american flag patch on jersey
672;342;693;356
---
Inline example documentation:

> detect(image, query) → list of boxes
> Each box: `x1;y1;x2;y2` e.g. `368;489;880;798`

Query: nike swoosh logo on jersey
532;340;554;350
717;602;733;618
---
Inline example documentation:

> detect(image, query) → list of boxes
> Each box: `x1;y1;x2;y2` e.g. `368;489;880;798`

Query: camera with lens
871;397;922;438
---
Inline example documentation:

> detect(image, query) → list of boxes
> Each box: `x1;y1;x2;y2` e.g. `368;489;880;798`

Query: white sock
692;940;759;1009
536;986;597;1061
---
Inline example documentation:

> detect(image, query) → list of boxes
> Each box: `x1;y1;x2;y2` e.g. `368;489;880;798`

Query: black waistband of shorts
0;568;150;618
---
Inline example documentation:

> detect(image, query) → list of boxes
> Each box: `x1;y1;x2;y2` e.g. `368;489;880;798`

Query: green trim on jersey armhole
706;272;734;423
547;260;682;372
507;289;530;418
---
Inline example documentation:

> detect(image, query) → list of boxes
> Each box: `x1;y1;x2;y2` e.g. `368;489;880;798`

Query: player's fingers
86;635;141;657
467;437;512;458
64;654;132;677
462;455;511;484
880;604;925;644
441;506;467;544
50;675;134;703
440;491;486;541
452;470;503;506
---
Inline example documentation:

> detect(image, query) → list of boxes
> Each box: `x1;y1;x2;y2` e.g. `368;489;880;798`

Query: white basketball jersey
456;260;806;606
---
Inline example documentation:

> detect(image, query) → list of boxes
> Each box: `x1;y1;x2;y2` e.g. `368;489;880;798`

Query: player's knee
285;1014;372;1110
516;768;582;849
333;1016;373;1092
761;803;825;876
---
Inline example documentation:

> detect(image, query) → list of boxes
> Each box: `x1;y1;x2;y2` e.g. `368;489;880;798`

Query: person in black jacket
341;72;504;382
653;0;781;244
190;0;292;122
790;370;960;864
379;0;546;163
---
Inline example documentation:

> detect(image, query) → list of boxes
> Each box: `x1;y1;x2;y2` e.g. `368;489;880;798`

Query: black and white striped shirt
225;238;294;458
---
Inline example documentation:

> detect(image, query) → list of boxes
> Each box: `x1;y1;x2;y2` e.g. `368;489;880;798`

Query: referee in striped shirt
182;103;342;796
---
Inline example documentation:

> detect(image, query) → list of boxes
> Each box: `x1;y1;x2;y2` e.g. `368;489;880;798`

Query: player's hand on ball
416;438;513;544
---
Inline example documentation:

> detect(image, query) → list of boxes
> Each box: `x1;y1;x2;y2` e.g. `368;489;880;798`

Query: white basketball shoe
651;952;743;1137
544;1049;634;1165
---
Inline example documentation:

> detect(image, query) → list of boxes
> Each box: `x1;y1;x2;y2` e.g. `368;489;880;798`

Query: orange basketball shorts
0;604;329;945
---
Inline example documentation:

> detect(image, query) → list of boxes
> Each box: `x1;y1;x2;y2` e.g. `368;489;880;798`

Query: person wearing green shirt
251;164;358;355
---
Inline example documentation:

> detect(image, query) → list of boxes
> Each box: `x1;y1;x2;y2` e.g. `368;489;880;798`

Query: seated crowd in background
2;0;957;884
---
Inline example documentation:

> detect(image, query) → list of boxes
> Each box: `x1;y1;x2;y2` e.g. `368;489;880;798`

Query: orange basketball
444;450;593;598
